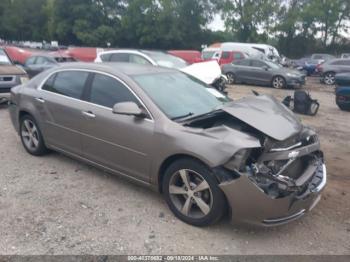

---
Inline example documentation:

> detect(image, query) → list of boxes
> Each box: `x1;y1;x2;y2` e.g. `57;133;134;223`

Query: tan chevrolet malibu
0;48;28;93
8;62;326;227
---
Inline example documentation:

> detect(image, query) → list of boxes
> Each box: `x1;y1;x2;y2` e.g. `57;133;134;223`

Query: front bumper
219;135;326;227
0;75;21;93
286;76;306;87
220;163;326;226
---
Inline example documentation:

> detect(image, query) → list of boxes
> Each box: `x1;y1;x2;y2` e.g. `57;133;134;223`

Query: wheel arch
157;154;211;193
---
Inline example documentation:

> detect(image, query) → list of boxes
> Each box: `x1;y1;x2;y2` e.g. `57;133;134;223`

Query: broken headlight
224;149;251;172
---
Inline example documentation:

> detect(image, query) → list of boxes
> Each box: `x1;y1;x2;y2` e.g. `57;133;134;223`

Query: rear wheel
162;159;226;227
20;115;48;156
324;72;335;85
272;76;286;89
226;72;236;85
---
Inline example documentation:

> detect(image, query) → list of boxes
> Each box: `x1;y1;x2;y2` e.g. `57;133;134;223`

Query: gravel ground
0;77;349;255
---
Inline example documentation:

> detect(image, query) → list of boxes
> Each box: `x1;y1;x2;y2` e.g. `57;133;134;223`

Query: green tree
213;0;281;42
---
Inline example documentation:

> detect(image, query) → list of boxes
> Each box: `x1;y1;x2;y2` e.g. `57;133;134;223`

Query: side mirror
112;102;146;118
263;66;269;71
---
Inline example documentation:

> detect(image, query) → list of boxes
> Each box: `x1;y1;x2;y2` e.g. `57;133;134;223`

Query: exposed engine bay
185;110;325;200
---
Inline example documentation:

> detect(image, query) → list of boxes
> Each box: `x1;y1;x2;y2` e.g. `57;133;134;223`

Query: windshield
0;49;12;65
132;72;231;120
144;51;188;69
265;61;281;69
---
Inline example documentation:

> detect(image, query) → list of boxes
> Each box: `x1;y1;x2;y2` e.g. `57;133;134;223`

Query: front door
81;72;155;182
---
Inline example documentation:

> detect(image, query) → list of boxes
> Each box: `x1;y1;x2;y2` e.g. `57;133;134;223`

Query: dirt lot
0;77;349;255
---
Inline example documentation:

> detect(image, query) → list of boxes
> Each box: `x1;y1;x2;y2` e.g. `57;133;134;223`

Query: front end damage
218;128;326;226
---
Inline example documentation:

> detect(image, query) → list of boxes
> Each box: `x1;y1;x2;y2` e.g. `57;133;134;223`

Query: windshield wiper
171;112;194;121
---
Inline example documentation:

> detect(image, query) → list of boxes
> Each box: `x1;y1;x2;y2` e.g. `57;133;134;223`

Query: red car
65;47;103;62
3;46;33;65
167;50;203;64
218;51;246;65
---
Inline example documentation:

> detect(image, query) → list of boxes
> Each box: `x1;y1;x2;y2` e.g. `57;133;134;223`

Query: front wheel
162;159;226;227
272;76;286;89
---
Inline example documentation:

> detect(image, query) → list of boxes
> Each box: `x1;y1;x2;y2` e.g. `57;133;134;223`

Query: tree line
0;0;349;58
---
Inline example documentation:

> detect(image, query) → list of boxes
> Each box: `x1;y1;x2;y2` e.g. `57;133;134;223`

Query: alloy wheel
324;73;335;85
272;76;285;89
169;169;213;219
226;73;235;84
21;119;40;151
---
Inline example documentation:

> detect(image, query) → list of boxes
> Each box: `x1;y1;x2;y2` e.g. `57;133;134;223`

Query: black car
23;55;76;78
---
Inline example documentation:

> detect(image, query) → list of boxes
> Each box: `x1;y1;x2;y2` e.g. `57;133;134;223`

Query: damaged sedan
9;63;326;227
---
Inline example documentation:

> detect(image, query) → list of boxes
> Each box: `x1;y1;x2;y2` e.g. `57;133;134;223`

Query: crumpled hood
0;65;26;75
222;95;302;141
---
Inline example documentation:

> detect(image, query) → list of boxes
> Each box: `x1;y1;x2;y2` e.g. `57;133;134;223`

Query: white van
221;42;280;61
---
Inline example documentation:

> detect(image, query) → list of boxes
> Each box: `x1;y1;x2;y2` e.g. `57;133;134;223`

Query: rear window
234;53;243;59
42;71;89;99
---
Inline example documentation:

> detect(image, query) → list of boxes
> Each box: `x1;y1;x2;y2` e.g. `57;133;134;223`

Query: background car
291;57;322;76
335;73;350;111
318;59;350;85
167;50;203;64
2;46;33;65
23;54;76;78
311;53;335;62
95;49;189;69
340;53;350;59
222;58;305;88
8;63;326;227
0;48;28;93
95;49;227;93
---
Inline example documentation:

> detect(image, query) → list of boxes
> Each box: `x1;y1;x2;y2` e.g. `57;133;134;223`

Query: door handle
82;111;96;119
35;97;45;103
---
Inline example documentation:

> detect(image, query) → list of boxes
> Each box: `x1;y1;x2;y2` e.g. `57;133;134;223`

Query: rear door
37;70;90;155
81;72;155;182
234;59;252;82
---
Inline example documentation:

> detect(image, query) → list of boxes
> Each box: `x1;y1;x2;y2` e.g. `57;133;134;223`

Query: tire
323;72;335;85
226;72;236;85
162;158;226;227
338;104;350;111
19;114;48;156
272;76;286;89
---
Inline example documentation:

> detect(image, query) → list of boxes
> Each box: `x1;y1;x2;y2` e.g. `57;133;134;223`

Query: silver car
9;63;326;227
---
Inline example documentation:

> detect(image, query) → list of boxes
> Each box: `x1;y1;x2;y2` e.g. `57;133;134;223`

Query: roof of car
53;62;176;76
